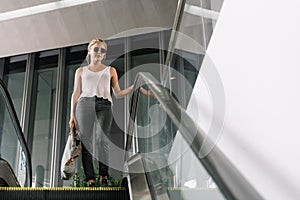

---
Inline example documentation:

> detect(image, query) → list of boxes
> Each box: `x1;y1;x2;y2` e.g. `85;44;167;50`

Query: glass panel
130;32;160;81
105;38;125;93
168;132;225;200
166;0;224;108
3;56;27;120
105;38;125;61
167;0;224;110
130;78;225;199
104;38;126;178
132;80;177;197
3;72;25;120
63;45;87;187
135;85;176;156
65;64;80;134
170;50;203;108
178;0;224;51
31;52;58;187
157;0;226;198
131;32;160;51
0;83;30;187
65;44;87;136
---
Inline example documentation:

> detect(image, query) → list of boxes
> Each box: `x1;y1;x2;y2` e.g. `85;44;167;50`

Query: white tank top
80;66;112;103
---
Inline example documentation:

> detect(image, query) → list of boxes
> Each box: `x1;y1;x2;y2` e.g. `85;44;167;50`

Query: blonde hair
86;38;107;64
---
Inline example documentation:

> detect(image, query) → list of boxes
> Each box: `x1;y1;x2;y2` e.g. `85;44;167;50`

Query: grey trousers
75;96;113;180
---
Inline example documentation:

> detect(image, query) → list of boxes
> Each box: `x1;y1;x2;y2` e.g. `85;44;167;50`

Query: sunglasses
93;47;107;54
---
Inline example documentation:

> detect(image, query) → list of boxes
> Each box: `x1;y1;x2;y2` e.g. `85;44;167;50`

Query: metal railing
125;72;262;200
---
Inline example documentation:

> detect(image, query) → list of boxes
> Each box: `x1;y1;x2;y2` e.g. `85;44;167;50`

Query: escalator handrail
162;0;186;87
0;79;32;187
125;72;262;200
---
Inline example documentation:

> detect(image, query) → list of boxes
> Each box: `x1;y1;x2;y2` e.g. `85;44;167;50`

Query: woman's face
89;42;107;63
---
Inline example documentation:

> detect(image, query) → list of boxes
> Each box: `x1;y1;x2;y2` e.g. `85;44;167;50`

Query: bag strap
65;142;81;166
65;125;81;166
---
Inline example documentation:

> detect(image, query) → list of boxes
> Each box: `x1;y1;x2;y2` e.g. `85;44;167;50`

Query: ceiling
0;0;58;13
0;0;178;58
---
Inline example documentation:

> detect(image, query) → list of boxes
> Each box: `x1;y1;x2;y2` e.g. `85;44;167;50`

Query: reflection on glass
130;75;225;199
65;64;80;135
135;84;176;155
170;50;203;109
168;132;225;199
3;56;26;121
132;81;177;199
181;0;224;50
163;0;226;198
3;73;25;121
0;89;29;187
63;45;86;186
31;69;57;187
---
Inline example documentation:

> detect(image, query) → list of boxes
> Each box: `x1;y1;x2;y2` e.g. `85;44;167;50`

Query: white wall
190;0;300;199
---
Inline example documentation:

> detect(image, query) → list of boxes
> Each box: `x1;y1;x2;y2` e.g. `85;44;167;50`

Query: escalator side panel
126;153;152;200
0;158;20;187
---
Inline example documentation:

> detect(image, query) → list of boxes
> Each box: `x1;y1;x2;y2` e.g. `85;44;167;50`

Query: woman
69;38;133;187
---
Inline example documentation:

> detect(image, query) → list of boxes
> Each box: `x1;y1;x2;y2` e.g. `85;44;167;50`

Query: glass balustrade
0;80;31;187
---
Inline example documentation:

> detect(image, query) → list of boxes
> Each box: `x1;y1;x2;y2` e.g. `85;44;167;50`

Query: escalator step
0;187;130;200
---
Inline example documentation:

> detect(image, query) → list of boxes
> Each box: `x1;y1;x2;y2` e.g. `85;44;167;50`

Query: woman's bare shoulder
109;66;117;73
76;66;84;75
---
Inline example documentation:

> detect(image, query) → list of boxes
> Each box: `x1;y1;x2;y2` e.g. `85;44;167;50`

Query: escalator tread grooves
0;188;130;200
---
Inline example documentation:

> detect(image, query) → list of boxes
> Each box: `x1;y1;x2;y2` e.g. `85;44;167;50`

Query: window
30;50;58;187
3;55;27;120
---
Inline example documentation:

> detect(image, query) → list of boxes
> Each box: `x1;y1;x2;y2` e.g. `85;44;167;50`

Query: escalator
0;79;129;199
123;72;263;200
0;79;32;188
122;0;262;198
0;71;262;199
0;0;263;199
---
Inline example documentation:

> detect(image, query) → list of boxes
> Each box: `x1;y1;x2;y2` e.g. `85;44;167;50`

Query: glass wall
129;77;225;199
2;55;27;120
165;0;224;109
1;55;28;187
0;28;207;187
130;32;161;80
103;38;126;179
61;44;87;186
129;32;162;157
0;86;31;187
178;0;224;50
30;50;58;187
163;0;225;198
170;50;203;108
65;44;88;135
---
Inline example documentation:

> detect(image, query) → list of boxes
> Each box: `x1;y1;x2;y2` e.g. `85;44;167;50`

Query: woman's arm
111;67;133;99
69;67;82;128
139;87;155;98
